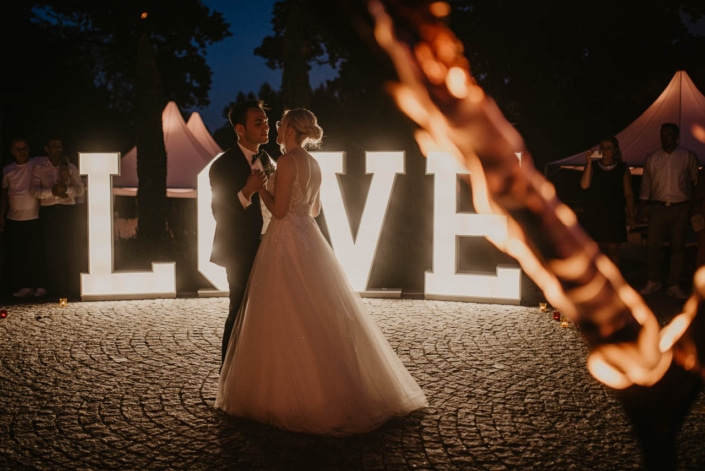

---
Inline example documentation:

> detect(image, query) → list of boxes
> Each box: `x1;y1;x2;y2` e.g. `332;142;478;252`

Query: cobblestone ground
0;297;703;470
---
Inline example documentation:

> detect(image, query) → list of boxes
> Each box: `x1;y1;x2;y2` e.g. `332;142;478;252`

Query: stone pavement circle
0;297;703;470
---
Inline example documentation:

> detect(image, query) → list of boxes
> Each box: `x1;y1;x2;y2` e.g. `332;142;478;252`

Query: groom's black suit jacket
209;144;264;271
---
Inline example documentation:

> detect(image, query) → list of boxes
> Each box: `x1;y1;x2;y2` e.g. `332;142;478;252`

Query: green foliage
255;0;421;171
256;0;347;70
258;0;705;167
31;0;230;112
0;0;230;157
446;0;705;164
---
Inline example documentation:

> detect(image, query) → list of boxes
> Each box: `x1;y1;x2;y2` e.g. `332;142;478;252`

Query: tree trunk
281;0;312;108
134;32;169;260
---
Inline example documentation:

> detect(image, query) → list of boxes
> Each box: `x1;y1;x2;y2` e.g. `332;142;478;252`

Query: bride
215;108;427;436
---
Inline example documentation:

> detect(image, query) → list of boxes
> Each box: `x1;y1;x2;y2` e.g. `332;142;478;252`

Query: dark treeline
218;0;705;169
1;0;229;163
3;1;703;167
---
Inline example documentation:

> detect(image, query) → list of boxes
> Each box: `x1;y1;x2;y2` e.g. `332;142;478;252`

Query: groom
210;100;275;365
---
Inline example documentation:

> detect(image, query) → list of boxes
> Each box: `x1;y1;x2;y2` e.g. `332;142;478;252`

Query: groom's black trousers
222;242;260;365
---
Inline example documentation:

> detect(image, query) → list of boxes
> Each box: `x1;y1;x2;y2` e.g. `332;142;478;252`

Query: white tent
186;112;224;158
548;71;705;171
113;101;220;198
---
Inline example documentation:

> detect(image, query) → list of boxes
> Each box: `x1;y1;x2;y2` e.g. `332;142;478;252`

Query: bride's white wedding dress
215;151;427;436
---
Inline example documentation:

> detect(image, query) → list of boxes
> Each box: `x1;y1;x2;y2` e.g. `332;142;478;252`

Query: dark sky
189;0;335;131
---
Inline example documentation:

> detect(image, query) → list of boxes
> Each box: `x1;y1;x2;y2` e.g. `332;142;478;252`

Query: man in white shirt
0;138;45;297
638;123;699;299
30;137;85;300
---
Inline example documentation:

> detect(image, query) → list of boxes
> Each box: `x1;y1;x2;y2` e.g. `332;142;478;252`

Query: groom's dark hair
228;100;267;131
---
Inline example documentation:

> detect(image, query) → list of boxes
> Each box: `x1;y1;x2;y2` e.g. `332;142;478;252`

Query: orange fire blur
368;0;704;389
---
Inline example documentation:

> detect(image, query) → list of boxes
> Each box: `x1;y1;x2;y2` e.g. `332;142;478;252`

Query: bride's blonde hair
281;108;323;150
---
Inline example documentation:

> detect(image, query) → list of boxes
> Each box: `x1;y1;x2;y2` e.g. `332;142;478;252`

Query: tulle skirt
215;214;427;436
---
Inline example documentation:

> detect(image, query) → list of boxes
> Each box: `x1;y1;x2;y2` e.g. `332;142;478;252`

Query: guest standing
0;138;45;297
579;136;635;267
638;123;699;299
30;137;85;300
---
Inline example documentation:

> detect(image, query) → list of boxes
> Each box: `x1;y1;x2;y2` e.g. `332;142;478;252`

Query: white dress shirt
30;156;85;206
2;158;40;221
639;146;699;203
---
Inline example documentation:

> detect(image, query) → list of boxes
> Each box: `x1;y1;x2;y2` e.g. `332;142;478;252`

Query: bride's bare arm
259;154;295;219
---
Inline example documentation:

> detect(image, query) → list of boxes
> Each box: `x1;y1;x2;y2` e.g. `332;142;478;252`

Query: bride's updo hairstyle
282;108;323;150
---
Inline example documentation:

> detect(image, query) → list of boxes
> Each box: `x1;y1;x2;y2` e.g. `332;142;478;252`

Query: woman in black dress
579;136;635;266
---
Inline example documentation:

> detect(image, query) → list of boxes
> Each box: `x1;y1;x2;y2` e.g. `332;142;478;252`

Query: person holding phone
579;135;635;268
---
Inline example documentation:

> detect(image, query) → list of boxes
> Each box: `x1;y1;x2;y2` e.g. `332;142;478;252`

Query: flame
446;67;469;98
692;123;705;144
368;0;705;389
429;1;451;18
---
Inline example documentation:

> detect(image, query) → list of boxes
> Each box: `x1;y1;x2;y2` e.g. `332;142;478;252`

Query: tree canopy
3;0;704;168
254;0;705;167
1;0;230;159
447;0;705;164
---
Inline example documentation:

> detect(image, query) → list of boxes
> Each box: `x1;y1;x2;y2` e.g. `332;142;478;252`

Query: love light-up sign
80;151;521;303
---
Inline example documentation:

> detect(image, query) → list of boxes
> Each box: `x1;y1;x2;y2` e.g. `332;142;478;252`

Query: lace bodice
266;153;320;255
288;179;314;217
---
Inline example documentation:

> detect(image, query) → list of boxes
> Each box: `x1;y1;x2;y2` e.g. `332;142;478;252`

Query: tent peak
548;71;705;168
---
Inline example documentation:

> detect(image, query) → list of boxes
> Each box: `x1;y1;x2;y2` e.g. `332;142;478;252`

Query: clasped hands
243;169;268;200
53;167;72;198
51;182;68;198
